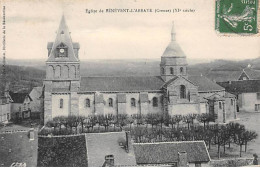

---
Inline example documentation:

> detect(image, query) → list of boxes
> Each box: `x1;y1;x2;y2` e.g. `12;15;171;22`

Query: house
42;15;236;125
206;68;260;82
0;129;38;167
29;87;43;118
0;88;11;123
9;91;32;119
37;131;137;167
133;141;211;167
218;80;260;112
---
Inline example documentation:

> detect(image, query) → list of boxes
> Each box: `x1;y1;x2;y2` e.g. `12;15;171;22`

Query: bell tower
43;15;80;124
160;22;188;82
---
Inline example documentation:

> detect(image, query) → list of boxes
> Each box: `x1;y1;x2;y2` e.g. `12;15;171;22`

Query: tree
128;115;135;130
67;116;80;133
145;113;159;129
117;114;128;131
197;113;210;130
53;116;64;133
243;130;257;152
219;125;231;154
183;115;193;130
233;124;246;157
174;115;182;129
167;115;177;129
84;115;97;132
78;116;86;133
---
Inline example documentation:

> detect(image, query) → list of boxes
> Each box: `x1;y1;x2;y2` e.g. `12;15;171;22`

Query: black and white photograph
0;0;259;167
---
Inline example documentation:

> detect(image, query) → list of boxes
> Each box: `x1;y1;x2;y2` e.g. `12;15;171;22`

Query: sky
0;0;260;62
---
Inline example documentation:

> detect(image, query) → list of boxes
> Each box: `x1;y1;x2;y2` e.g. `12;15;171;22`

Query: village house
0;97;11;123
9;91;32;119
29;87;43;118
42;16;237;124
0;88;11;123
133;141;211;167
37;131;137;167
218;80;260;113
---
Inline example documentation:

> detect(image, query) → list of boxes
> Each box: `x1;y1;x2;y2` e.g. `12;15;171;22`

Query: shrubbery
41;113;257;158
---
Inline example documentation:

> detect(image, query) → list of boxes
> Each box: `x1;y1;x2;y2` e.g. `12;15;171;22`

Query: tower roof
162;22;186;58
47;15;79;62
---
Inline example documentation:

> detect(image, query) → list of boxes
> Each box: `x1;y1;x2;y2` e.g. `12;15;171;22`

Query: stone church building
43;16;237;124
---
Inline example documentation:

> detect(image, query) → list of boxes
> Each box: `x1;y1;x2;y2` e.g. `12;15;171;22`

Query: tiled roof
242;68;260;80
38;135;88;167
217;80;260;94
133;141;210;165
205;93;225;101
80;75;224;93
0;130;38;167
9;91;31;103
188;75;225;92
206;70;242;82
85;132;137;167
225;92;236;98
80;76;165;92
162;41;186;57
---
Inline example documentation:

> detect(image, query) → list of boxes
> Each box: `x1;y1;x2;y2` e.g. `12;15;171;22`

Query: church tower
43;15;80;124
160;22;188;82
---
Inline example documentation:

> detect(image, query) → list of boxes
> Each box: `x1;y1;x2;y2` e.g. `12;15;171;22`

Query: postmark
215;0;258;34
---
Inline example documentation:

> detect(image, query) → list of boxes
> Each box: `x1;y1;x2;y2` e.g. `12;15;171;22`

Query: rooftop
133;141;210;165
217;80;260;94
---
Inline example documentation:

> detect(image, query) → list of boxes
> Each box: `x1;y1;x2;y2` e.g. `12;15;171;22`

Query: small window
109;98;113;107
255;104;260;111
180;85;186;99
161;67;165;75
219;102;222;109
242;77;247;80
195;163;201;167
60;99;63;109
86;98;90;107
180;67;184;74
170;67;174;75
257;93;260;100
231;99;233;105
152;97;158;107
131;98;136;107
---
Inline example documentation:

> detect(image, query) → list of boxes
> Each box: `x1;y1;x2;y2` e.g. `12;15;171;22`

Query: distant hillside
1;57;260;92
0;65;45;93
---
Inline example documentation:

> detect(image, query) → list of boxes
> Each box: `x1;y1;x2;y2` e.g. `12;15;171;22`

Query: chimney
178;152;188;167
29;129;34;140
104;155;114;167
125;131;130;152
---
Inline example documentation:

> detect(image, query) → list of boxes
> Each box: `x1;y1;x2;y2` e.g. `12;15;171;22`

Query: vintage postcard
0;0;260;167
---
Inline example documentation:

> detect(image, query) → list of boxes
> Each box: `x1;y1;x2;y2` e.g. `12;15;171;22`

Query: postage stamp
215;0;258;34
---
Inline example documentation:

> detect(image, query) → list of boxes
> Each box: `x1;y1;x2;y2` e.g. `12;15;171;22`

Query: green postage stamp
215;0;258;34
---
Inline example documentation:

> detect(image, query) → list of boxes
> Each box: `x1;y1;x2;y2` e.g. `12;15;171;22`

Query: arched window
152;97;158;107
86;98;90;107
219;102;222;109
180;67;184;74
170;67;174;75
131;98;136;107
161;67;165;75
180;85;186;99
109;98;113;107
60;98;63;109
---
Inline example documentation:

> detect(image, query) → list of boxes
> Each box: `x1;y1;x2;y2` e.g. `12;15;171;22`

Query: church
43;16;237;124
